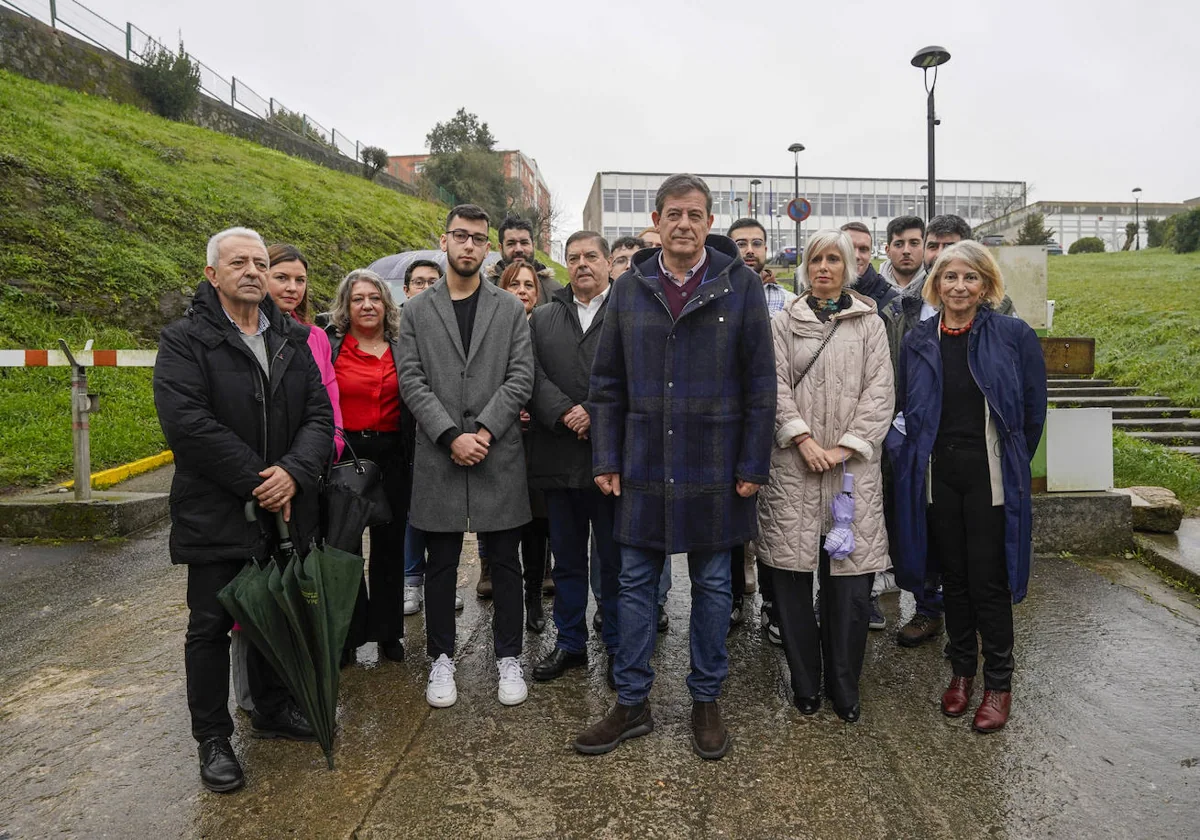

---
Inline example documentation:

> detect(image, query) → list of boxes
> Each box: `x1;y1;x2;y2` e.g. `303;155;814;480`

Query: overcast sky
108;0;1198;235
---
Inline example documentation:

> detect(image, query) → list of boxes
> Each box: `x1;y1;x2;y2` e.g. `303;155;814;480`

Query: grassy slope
0;70;561;489
1048;249;1200;510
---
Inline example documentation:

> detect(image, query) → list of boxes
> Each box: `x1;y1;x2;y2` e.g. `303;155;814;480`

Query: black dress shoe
795;695;821;716
532;647;587;681
251;702;318;742
834;703;861;723
593;610;603;632
380;638;405;662
657;605;669;633
606;654;617;691
525;593;546;633
198;736;244;793
340;647;355;669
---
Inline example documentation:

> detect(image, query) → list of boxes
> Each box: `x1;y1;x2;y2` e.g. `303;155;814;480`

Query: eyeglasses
447;229;489;246
734;238;766;249
408;278;435;289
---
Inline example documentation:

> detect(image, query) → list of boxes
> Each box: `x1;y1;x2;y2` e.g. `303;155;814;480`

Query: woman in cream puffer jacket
756;229;894;723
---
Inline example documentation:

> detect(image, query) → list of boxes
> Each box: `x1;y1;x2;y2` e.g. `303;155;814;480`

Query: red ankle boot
972;690;1012;733
941;676;974;718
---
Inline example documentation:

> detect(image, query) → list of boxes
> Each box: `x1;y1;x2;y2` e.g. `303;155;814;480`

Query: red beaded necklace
940;319;973;337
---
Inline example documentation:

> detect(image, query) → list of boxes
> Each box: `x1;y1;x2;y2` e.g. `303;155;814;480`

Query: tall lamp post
750;178;761;219
1132;187;1142;250
734;196;743;219
912;46;951;221
871;215;878;252
788;142;805;254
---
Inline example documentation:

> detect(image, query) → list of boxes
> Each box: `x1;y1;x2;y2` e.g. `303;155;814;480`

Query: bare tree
508;189;566;252
979;183;1031;225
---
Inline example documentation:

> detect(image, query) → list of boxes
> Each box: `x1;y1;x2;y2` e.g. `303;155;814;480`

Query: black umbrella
219;507;364;769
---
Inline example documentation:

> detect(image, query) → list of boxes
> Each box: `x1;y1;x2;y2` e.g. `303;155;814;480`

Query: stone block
0;491;168;539
1033;491;1132;555
1123;486;1184;534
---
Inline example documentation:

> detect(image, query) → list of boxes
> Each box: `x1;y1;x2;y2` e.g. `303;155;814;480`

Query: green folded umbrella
219;510;364;769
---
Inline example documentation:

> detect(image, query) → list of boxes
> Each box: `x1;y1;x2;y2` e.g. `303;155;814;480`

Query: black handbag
320;431;393;528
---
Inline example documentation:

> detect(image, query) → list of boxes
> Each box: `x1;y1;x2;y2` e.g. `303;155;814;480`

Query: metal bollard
57;340;101;501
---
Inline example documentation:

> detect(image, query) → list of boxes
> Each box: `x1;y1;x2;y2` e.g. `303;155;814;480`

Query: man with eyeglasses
729;217;794;315
609;236;645;282
398;204;535;709
403;259;441;299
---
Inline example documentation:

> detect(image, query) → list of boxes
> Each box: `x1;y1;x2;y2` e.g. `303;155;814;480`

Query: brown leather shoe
941;676;974;718
573;702;653;755
972;690;1012;733
476;556;492;599
897;613;944;648
691;701;730;760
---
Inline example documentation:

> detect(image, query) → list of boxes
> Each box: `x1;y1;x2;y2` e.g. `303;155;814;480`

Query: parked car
1046;240;1063;256
980;235;1005;247
772;246;800;267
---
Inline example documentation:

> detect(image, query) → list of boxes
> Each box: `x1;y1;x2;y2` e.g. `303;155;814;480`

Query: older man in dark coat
574;175;776;761
154;227;333;794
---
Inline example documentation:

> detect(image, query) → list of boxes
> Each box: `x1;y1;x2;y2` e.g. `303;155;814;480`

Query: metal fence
0;0;400;178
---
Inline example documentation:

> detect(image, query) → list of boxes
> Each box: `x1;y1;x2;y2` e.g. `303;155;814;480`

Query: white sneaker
403;585;423;616
426;654;457;708
455;592;465;611
873;570;899;596
496;656;528;706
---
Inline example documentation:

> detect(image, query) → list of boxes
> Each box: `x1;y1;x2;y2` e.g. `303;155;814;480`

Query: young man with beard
576;175;775;760
485;216;563;298
398;204;535;708
879;216;926;291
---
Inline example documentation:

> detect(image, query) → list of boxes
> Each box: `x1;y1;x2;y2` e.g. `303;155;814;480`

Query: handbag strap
324;427;365;483
791;319;841;387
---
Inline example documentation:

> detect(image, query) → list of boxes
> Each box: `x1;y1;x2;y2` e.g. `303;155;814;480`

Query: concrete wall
0;7;415;197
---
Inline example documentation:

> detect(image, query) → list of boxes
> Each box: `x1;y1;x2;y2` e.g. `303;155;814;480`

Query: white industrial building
582;171;1027;254
974;200;1195;253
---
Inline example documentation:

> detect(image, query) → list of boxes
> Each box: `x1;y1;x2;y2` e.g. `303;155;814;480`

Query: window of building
633;190;647;213
603;189;616;212
619;189;633;212
603;226;618;242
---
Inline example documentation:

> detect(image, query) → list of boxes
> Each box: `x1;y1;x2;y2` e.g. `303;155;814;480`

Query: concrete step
1113;407;1198;420
1047;386;1139;399
1050;395;1173;409
1046;378;1115;388
1113;418;1200;433
1171;446;1200;461
1127;431;1200;446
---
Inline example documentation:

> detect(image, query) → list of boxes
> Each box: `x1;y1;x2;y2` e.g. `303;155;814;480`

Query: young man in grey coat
398;204;535;709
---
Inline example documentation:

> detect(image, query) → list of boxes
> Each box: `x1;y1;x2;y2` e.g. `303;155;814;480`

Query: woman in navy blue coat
886;241;1046;734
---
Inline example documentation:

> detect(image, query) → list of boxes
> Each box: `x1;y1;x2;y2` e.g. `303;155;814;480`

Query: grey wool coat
397;279;534;533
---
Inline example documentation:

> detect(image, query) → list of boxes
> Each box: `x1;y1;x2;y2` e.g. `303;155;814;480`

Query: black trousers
520;517;549;598
930;443;1013;691
186;561;288;741
773;548;872;710
424;526;523;659
731;543;746;604
344;432;410;649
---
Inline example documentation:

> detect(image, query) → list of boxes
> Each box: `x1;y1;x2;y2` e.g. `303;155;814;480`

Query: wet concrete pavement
2;520;1199;839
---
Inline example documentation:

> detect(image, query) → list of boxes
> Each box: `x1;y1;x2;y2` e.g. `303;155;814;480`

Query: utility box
989;245;1048;329
1046;408;1113;492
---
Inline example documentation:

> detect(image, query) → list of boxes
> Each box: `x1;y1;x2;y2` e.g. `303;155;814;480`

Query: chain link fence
1;0;392;173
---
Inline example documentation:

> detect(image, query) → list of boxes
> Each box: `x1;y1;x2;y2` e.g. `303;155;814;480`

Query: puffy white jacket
756;291;895;575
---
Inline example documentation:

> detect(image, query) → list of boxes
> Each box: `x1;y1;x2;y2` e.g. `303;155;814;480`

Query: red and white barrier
0;349;157;367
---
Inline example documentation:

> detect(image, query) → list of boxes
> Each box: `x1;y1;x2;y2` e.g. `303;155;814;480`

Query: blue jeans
545;488;620;654
914;580;944;618
614;544;731;705
595;541;670;607
404;521;426;587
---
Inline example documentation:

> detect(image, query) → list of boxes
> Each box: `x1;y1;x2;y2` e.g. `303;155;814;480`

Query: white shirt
575;287;609;333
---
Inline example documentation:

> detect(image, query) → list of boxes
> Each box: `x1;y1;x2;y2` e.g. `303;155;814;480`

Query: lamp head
787;143;806;154
912;46;951;68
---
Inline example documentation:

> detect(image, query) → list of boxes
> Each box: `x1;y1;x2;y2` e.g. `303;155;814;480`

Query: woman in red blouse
328;269;410;664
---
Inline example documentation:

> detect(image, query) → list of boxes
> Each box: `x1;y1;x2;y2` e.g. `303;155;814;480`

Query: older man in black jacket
528;231;620;685
154;226;333;794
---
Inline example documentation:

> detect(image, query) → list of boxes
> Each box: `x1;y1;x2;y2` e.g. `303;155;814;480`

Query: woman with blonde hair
327;269;410;664
887;240;1046;733
757;229;894;723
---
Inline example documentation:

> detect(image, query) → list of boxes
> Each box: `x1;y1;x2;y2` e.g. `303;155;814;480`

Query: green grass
0;69;561;490
1048;249;1200;405
1113;430;1200;513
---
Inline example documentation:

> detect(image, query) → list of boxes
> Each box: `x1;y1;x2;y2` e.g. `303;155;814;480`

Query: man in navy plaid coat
574;174;776;760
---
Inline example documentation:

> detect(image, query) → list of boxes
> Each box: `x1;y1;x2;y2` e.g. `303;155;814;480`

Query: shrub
1145;217;1164;248
1172;207;1200;254
1068;236;1105;254
135;43;200;120
360;146;389;180
1016;212;1055;245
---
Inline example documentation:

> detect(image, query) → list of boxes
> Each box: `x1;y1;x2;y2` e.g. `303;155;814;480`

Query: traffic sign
787;198;812;223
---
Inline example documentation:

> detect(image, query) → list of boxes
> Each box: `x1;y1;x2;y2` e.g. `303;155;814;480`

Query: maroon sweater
656;252;710;319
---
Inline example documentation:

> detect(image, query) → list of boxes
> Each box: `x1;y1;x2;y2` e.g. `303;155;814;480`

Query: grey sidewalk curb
1134;533;1200;591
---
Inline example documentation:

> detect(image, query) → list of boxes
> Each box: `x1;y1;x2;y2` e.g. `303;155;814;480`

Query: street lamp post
750;178;761;219
1132;187;1142;250
871;215;878;252
788;142;805;254
912;46;951;221
734;197;743;219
